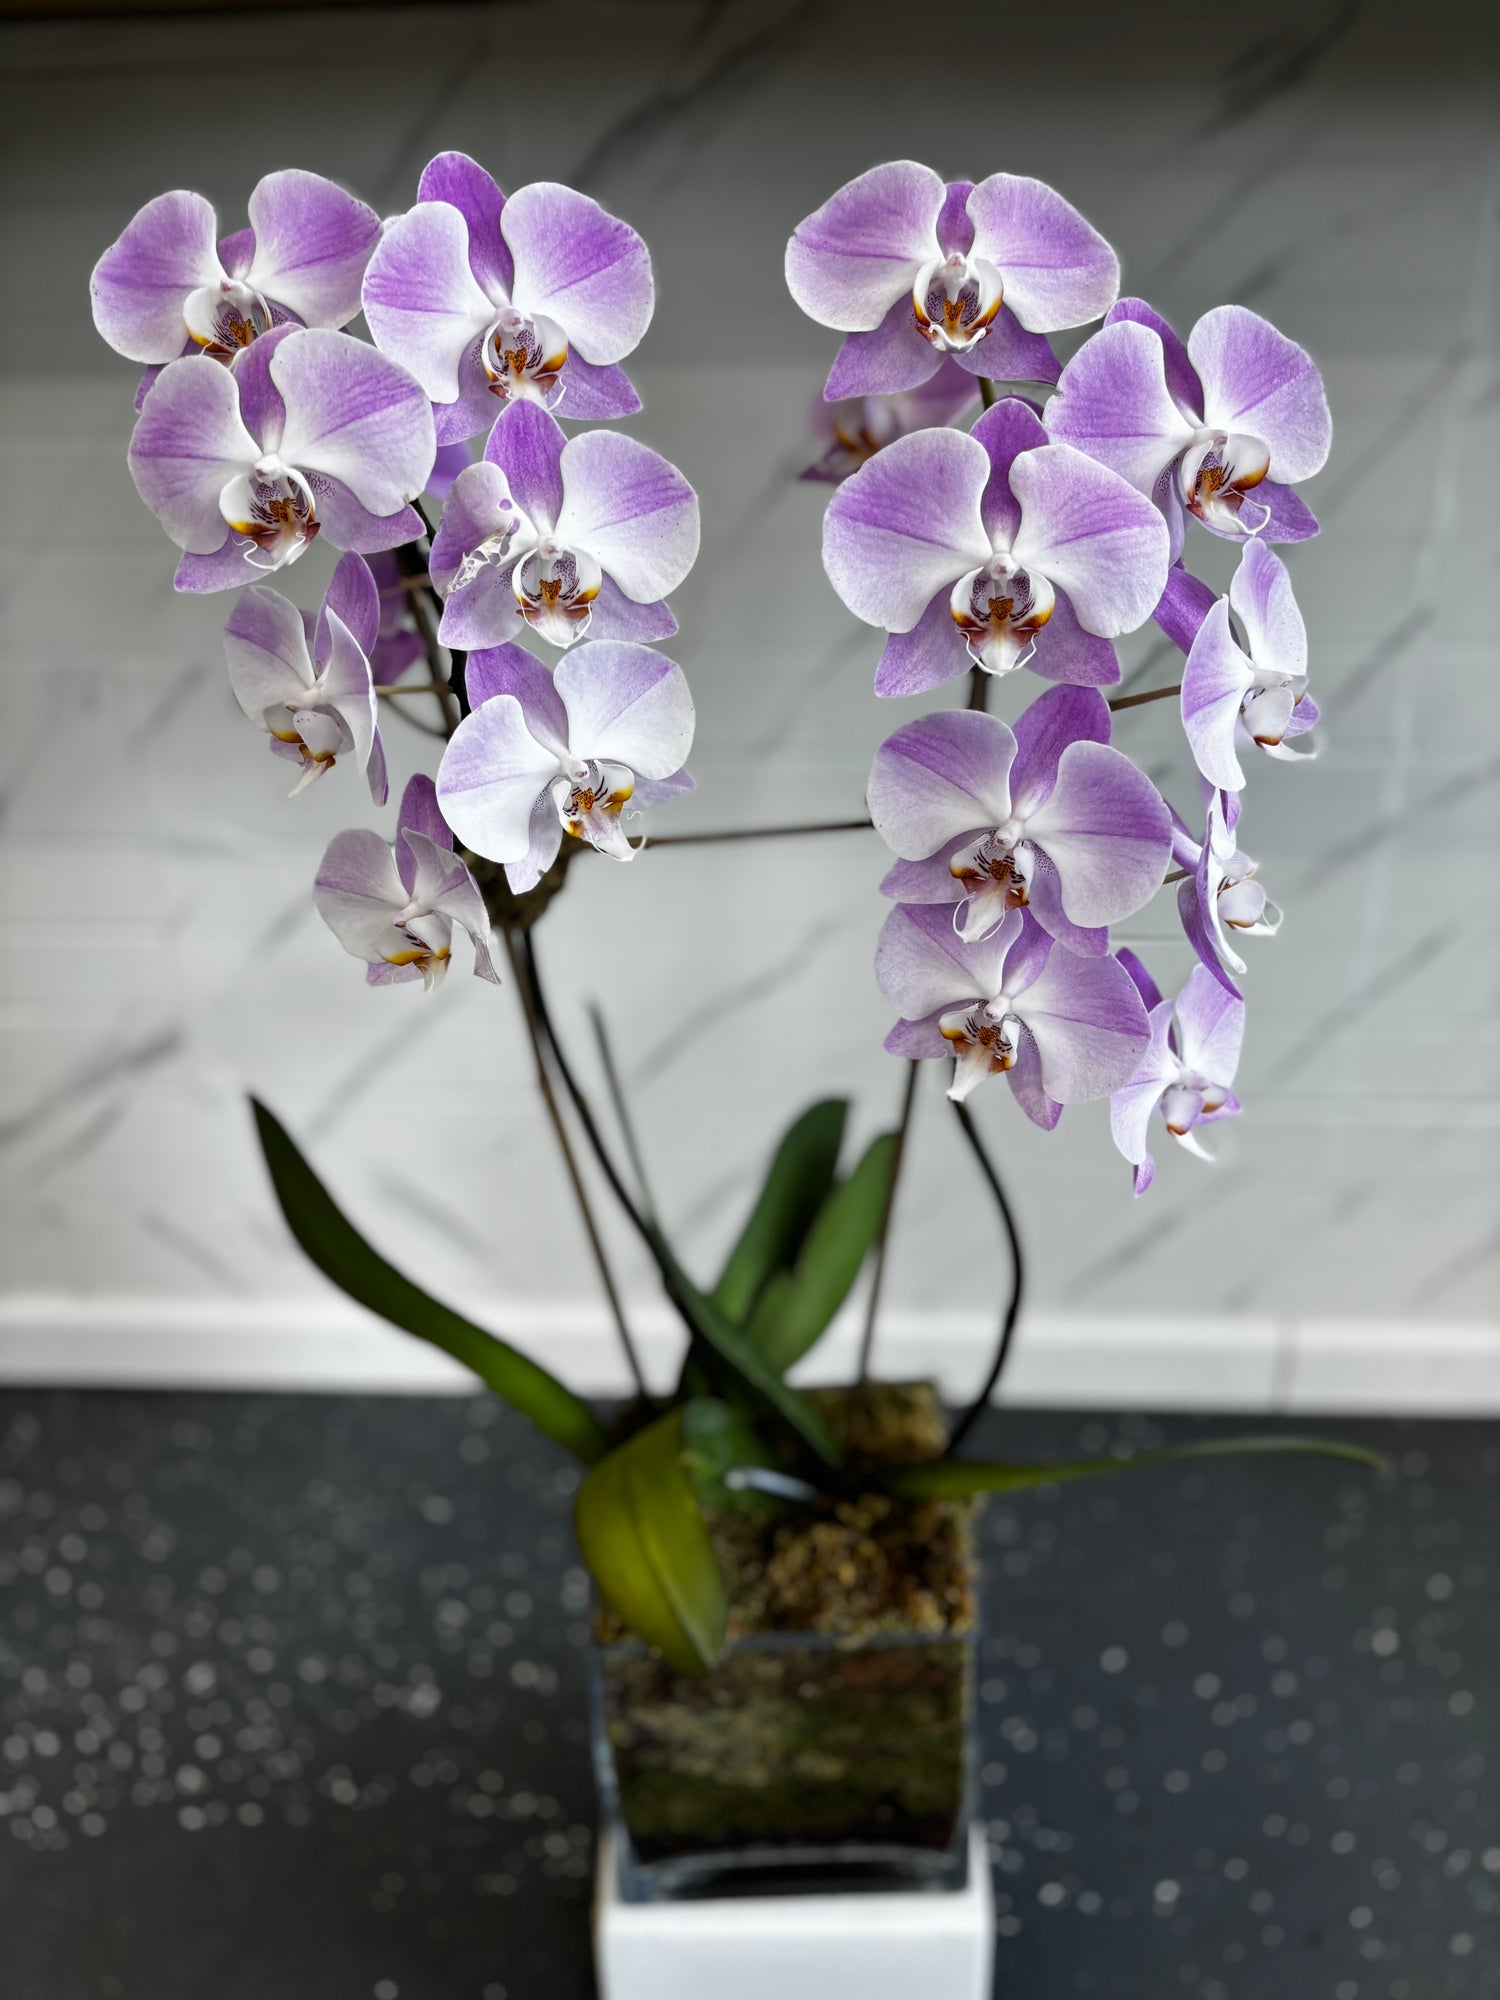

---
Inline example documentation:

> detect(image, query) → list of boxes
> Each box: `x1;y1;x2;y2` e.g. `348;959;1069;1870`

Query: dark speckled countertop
0;1393;1495;1999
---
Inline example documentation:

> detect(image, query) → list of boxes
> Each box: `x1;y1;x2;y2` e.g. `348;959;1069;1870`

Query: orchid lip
513;538;603;647
481;305;569;409
184;277;272;359
938;999;1021;1100
912;251;1004;353
1178;428;1273;535
550;759;637;862
219;458;319;572
949;831;1034;941
950;554;1055;676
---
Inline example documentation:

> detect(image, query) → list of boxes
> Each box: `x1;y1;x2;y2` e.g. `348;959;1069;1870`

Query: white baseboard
0;1296;1495;1415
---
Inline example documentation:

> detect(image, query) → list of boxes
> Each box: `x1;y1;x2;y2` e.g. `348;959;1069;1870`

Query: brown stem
638;818;873;849
1107;682;1182;712
497;926;652;1403
978;377;1000;409
1162;866;1193;885
856;1059;919;1384
966;663;991;712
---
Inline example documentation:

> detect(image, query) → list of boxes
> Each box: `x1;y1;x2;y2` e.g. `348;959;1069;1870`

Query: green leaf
710;1099;848;1323
657;1244;844;1468
743;1132;898;1373
882;1433;1388;1501
251;1098;609;1466
575;1409;727;1673
680;1398;784;1515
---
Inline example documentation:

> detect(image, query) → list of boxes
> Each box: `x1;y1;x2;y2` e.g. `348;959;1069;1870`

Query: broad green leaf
680;1398;784;1515
882;1433;1387;1501
575;1409;727;1673
251;1099;608;1466
656;1242;843;1468
743;1131;898;1373
710;1099;848;1323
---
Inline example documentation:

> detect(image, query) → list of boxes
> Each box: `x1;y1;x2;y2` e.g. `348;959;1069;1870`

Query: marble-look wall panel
1;0;1496;1352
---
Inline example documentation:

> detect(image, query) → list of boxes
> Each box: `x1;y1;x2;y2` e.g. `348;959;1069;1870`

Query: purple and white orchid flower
315;775;498;992
128;325;435;591
436;641;695;890
90;171;380;376
824;397;1169;696
870;686;1171;956
799;360;979;484
786;161;1118;400
1172;792;1282;994
1110;955;1244;1196
429;401;698;650
1157;542;1318;792
363;152;652;440
1046;299;1331;558
224;551;387;802
876;904;1150;1122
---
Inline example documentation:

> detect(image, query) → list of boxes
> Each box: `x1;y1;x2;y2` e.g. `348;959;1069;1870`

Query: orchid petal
1007;683;1112;818
395;773;453;896
272;329;436;516
315;829;409;961
868;710;1017;860
555;642;694;778
555;431;699;603
466;643;571;757
505;797;567;895
823;427;990;633
1024;741;1171;927
91;190;224;364
1105;299;1202;418
1013;943;1151;1102
503;182;653;365
1007;1031;1065;1130
1045;320;1197;497
1009;443;1170;637
316;550;381;661
949;309;1060;386
1229;539;1307;683
1026;589;1122;687
971;396;1046;545
417;151;513;299
437;695;561;863
1109;998;1177;1169
1181;599;1254;793
786;161;944;332
128;359;257;553
1172;965;1245;1083
402;829;499;983
244;170;380;330
482;400;564;532
824;300;942;398
362;201;495;403
1188;305;1331;484
964;174;1119;332
224;586;314;722
318;607;382;800
873;587;970;698
875;903;1021;1021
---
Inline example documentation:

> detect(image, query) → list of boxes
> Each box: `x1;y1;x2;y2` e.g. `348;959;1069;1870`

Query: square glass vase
590;1383;980;1905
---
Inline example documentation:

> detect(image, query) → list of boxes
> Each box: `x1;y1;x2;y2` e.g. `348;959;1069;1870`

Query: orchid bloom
315;775;498;991
1046;299;1331;559
128;324;435;591
429;401;698;650
362;551;427;687
90;172;380;380
800;360;979;484
1172;791;1282;994
1157;543;1318;792
1110;956;1244;1196
785;161;1118;401
870;687;1171;956
824;397;1169;697
224;551;387;802
363;152;652;440
876;904;1150;1122
437;642;695;889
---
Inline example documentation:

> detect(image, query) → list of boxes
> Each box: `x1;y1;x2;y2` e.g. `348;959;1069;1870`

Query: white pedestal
594;1825;995;2000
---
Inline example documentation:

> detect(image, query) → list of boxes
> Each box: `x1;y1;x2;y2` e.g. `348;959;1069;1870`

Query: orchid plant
93;153;1372;1675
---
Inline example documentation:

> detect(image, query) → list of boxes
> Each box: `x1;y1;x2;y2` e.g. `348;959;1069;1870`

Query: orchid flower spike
871;686;1172;956
876;905;1150;1125
224;552;387;802
1110;956;1244;1196
436;642;695;889
1172;791;1282;994
800;361;978;484
128;325;435;591
429;401;698;651
91;172;380;382
786;162;1119;401
1157;543;1319;792
1047;299;1331;559
824;397;1169;696
363;152;652;440
315;775;498;991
